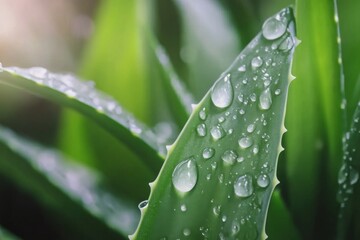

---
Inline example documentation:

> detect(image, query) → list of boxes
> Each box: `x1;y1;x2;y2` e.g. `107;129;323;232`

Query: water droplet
338;165;346;184
218;116;225;123
275;89;281;95
29;67;48;79
237;156;245;163
249;93;257;102
202;147;215;159
259;88;272;110
278;36;294;52
350;168;359;185
238;65;246;72
180;204;187;212
257;174;270;188
253;145;259;155
138;200;148;209
341;99;347;110
183;228;191;237
199;108;207;120
172;159;198;193
247;124;255;133
239;137;253;149
211;74;233;109
196;123;207;137
222;215;227;222
234;174;253;197
210;125;225;140
239;109;245;115
221;150;238;165
262;17;286;40
231;220;240;235
213;205;221;216
251;56;263;69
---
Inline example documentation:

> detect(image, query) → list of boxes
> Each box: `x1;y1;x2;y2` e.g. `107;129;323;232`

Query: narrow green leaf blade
0;67;165;173
132;8;296;239
0;125;139;239
148;35;195;126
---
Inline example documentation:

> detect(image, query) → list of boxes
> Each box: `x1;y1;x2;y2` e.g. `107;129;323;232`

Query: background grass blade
286;0;342;237
0;66;164;174
0;125;139;239
174;0;241;99
0;226;20;240
148;35;194;126
59;0;158;202
266;190;301;240
132;8;296;239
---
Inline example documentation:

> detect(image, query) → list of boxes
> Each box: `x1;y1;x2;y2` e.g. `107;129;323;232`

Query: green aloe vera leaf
0;226;20;240
336;102;360;240
132;8;296;239
286;0;342;236
0;125;139;239
148;34;194;126
59;0;155;201
266;190;301;240
0;66;165;174
174;0;241;99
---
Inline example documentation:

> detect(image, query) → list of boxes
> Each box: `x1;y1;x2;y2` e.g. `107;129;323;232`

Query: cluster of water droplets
167;7;295;238
337;112;360;215
2;66;166;155
0;126;137;232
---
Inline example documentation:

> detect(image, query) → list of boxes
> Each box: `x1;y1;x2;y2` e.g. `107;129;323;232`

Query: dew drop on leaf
259;88;272;110
262;17;286;40
257;174;270;188
180;204;187;212
202;147;215;160
221;150;238;165
210;125;225;140
234;174;253;197
199;107;207;120
196;123;207;137
238;137;253;149
211;74;233;108
172;159;198;193
251;56;263;69
350;168;359;185
247;124;255;133
338;164;347;184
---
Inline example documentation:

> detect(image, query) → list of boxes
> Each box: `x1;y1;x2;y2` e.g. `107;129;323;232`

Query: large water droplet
257;174;270;188
234;174;253;197
221;150;238;165
239;137;253;149
262;17;286;40
211;74;233;108
251;56;263;69
231;220;240;235
259;88;272;110
196;123;207;137
210;125;225;141
172;159;198;193
202;147;215;160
